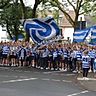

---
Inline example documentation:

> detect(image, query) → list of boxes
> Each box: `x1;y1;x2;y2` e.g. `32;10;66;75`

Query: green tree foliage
82;0;96;15
83;0;96;27
0;0;11;8
0;0;33;41
0;0;48;41
0;0;96;41
0;0;22;40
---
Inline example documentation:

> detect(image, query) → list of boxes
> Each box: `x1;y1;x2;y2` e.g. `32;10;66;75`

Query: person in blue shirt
82;50;90;80
88;48;96;72
42;48;49;69
62;48;68;71
2;43;10;66
94;58;96;73
18;45;27;67
0;42;3;64
71;47;77;72
76;48;82;73
48;48;53;70
56;46;63;70
52;48;58;70
67;47;73;71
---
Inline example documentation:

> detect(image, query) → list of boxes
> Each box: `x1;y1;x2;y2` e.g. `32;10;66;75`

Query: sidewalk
77;72;96;91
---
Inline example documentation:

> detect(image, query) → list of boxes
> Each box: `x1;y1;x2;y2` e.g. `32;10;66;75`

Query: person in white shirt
82;50;90;80
2;43;10;66
18;45;26;67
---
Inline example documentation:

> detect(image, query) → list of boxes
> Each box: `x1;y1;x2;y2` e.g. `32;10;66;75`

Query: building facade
0;25;8;42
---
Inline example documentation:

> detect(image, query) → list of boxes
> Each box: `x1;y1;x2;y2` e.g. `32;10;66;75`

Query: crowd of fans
0;40;96;79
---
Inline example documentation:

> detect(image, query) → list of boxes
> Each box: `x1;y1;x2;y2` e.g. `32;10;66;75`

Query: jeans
83;68;89;77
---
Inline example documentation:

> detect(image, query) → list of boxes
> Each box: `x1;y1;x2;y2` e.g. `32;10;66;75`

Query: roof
59;10;75;27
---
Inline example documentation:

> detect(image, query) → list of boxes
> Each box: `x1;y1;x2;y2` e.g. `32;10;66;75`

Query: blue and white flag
23;17;60;43
73;28;91;43
91;26;96;43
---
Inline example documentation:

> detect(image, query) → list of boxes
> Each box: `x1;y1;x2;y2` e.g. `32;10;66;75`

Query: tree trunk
20;0;42;42
25;32;30;42
25;0;42;41
32;3;38;18
20;0;27;19
32;0;41;18
14;24;19;41
6;21;13;40
20;0;30;42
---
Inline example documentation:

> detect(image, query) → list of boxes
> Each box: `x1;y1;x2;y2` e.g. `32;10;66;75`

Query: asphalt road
0;67;96;96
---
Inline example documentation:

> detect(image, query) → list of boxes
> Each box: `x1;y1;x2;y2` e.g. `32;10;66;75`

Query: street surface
0;67;96;96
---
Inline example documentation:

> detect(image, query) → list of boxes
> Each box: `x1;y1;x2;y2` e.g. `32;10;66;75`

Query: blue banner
90;26;96;44
23;17;60;43
73;27;90;43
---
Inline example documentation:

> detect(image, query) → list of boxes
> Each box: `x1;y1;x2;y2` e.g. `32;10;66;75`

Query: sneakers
46;67;49;70
51;68;54;70
82;77;89;80
82;77;85;80
40;67;43;70
60;68;64;71
89;69;92;73
78;71;81;73
72;70;77;73
63;68;67;72
94;70;96;73
84;77;89;80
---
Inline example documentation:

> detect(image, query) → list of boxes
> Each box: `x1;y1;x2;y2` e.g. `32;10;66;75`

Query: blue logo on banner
23;17;60;43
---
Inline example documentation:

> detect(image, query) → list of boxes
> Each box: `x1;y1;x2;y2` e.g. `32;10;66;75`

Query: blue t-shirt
82;55;90;68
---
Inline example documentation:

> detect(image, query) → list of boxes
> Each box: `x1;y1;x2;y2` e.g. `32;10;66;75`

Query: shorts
19;57;25;61
9;55;15;59
2;54;7;59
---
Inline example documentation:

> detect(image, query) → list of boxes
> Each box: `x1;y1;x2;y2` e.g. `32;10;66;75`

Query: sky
24;0;35;8
23;0;74;10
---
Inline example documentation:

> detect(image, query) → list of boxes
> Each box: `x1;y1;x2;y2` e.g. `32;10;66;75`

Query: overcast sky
24;0;35;8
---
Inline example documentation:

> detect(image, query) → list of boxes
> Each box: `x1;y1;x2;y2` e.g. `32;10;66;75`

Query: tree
47;0;96;30
0;0;22;40
20;0;44;41
19;0;27;19
0;0;50;41
20;0;43;19
0;0;34;41
0;0;14;39
32;0;43;18
0;0;11;9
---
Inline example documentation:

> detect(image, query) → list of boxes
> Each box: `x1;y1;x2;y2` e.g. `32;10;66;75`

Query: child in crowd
94;58;96;73
82;50;90;80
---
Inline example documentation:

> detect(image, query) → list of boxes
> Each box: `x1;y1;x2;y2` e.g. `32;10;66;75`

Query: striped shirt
53;51;58;60
88;50;96;58
82;55;90;68
63;49;68;58
76;51;82;60
2;46;10;55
